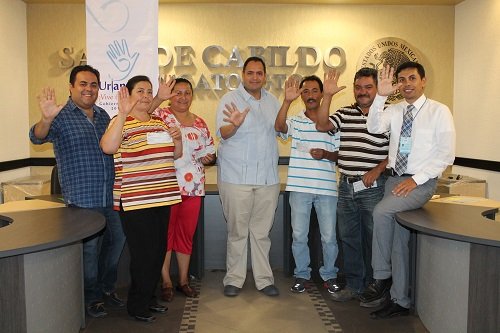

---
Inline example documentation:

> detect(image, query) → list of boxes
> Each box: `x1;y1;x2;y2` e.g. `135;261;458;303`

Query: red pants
167;195;201;254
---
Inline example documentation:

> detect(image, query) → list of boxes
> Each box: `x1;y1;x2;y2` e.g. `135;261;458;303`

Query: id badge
353;180;377;193
295;142;310;153
399;137;412;155
147;131;172;144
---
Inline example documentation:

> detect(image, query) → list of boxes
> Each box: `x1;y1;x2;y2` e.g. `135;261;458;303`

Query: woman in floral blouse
154;78;216;300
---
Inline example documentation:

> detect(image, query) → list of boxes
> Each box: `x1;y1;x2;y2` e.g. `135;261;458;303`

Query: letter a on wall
86;0;159;116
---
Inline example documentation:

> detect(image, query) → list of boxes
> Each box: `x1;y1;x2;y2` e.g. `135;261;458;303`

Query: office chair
50;165;62;195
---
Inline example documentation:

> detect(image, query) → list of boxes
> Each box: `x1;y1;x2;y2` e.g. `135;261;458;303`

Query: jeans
290;191;338;281
82;206;125;305
96;207;126;294
372;176;437;308
337;175;386;292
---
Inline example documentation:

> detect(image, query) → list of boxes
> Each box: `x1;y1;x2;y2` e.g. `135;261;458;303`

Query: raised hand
222;102;250;128
157;76;177;101
323;70;346;96
377;64;401;96
37;87;63;121
284;76;302;103
117;86;138;117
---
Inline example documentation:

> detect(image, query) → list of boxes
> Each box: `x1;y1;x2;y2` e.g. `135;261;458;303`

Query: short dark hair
354;67;378;85
69;65;100;86
126;75;152;93
395;61;425;79
243;56;266;73
174;77;193;91
300;75;323;92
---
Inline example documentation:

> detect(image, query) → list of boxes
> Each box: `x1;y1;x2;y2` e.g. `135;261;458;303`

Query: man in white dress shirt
359;62;456;318
216;57;281;297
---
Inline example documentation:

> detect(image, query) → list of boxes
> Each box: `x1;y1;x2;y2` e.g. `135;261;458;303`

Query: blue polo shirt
216;84;280;186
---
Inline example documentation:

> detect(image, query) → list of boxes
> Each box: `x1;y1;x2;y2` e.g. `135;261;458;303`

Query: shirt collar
237;83;267;102
67;97;104;115
406;94;427;111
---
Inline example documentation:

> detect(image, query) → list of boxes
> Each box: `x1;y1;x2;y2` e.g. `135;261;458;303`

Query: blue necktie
394;104;414;176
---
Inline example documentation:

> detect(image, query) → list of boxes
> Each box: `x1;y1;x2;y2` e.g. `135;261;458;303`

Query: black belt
341;174;364;184
384;168;413;177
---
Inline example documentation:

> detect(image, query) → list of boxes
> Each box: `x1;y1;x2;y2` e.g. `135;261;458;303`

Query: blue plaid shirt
30;98;114;208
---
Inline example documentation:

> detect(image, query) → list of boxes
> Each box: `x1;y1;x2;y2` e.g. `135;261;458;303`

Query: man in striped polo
316;68;389;303
275;75;343;294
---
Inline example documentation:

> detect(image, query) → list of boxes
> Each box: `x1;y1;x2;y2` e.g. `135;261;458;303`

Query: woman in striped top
100;76;182;323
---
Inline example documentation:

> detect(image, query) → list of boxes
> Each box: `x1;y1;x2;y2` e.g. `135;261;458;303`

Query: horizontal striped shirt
281;111;339;196
113;115;181;211
329;104;390;177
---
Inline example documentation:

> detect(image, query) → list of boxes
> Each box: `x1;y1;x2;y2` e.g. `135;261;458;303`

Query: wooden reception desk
396;196;500;333
0;200;105;333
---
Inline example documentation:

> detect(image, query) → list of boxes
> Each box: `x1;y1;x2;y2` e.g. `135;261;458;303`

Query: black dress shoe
370;300;409;319
133;314;156;323
260;284;279;296
223;285;240;297
359;278;392;307
149;303;168;313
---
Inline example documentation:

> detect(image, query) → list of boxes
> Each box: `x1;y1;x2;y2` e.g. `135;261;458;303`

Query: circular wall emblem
357;37;423;102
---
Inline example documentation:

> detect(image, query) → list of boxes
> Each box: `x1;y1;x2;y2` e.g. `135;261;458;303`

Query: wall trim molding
453;157;499;173
0;158;56;172
1;156;498;173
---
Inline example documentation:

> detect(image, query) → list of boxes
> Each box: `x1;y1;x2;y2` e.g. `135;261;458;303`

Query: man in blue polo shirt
29;65;125;318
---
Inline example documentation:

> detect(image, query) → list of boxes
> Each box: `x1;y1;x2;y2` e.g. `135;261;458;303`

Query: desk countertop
396;197;500;247
0;200;105;258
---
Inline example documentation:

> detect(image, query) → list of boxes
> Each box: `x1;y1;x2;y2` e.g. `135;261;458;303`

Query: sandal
176;284;199;298
161;286;174;302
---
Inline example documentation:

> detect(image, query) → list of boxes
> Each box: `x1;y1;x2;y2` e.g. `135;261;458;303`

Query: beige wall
1;0;29;161
27;3;86;157
0;0;31;198
27;3;455;157
453;0;500;199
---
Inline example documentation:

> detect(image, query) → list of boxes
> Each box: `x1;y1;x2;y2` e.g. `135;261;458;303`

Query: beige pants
219;181;280;290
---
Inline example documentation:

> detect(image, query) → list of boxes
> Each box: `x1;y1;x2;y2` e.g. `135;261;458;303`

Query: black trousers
120;205;170;316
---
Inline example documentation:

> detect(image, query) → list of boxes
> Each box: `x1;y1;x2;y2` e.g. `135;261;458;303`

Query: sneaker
331;288;359;302
290;278;307;293
87;301;107;318
104;291;125;307
359;278;392;308
323;278;341;294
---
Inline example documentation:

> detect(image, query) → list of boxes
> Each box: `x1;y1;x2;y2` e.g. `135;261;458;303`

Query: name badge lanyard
399;98;427;154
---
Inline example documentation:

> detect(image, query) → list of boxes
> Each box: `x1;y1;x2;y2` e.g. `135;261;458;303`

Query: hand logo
106;39;139;81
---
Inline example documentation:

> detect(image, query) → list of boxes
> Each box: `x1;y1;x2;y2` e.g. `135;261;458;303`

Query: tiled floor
81;270;429;333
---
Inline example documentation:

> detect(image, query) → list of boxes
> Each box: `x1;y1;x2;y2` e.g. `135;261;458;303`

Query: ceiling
24;0;465;5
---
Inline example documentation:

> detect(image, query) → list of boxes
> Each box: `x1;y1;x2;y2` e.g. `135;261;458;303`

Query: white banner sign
86;0;158;116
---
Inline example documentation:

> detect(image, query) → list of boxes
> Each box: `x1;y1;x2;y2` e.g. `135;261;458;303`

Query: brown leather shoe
161;286;174;302
176;284;199;298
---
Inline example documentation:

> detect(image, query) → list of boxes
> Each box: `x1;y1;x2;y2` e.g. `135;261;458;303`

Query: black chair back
50;165;62;195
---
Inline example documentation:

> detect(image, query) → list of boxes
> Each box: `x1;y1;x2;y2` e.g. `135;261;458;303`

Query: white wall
454;0;500;200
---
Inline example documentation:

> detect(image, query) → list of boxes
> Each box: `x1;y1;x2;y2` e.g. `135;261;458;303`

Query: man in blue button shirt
29;65;126;318
216;57;281;297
